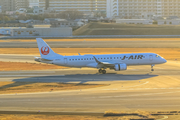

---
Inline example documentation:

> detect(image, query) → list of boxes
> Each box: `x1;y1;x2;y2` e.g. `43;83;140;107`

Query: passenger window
110;57;112;59
107;58;109;59
117;57;118;59
101;58;103;59
75;59;77;60
84;58;86;60
78;59;80;60
114;57;116;59
90;58;91;60
69;59;71;61
72;59;74;61
81;59;83;60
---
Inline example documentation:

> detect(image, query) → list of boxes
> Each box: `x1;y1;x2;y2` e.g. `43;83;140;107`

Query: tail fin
36;38;62;58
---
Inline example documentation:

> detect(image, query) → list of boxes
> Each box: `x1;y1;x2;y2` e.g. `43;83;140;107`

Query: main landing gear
99;69;106;74
151;64;155;71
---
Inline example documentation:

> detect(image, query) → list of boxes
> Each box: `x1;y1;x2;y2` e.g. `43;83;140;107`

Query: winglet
93;56;101;64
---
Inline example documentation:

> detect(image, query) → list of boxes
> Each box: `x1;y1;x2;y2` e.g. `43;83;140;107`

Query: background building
116;19;153;24
0;0;16;12
15;0;29;10
38;0;180;19
0;6;2;13
39;0;106;15
0;0;29;12
29;0;39;7
1;0;180;19
108;0;180;19
106;0;118;18
11;27;72;36
157;19;180;25
33;6;44;14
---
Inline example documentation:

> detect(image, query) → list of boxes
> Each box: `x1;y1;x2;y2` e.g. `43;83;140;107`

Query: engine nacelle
114;63;127;71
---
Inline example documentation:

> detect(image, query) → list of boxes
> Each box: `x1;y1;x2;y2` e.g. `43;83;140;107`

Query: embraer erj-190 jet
35;38;167;74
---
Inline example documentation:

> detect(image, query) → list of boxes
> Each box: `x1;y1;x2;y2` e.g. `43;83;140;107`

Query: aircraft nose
163;59;167;63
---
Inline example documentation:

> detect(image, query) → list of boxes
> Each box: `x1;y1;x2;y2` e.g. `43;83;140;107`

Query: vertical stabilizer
36;38;62;58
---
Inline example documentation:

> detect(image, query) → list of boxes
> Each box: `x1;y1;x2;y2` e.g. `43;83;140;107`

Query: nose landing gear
98;69;106;74
151;64;155;71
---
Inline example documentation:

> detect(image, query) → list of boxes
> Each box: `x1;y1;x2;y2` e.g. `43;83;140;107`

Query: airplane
35;38;167;74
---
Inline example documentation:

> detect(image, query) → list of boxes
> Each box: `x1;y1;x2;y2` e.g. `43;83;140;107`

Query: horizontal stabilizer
34;57;53;62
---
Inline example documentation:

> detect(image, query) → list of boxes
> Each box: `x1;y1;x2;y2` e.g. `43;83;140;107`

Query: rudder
36;38;62;58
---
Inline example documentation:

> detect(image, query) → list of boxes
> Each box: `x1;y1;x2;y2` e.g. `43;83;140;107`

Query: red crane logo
41;46;49;55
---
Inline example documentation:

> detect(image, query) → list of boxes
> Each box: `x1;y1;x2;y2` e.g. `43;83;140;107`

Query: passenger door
64;58;68;65
149;55;153;61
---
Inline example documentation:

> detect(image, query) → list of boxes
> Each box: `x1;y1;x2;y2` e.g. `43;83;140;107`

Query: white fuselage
35;38;167;73
44;53;166;69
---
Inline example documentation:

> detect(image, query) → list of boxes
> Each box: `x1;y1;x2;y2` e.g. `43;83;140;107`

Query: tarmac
0;60;180;113
0;40;180;48
0;38;180;114
2;35;180;39
0;54;37;63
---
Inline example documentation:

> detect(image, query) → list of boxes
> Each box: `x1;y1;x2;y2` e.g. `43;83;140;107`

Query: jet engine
114;63;127;71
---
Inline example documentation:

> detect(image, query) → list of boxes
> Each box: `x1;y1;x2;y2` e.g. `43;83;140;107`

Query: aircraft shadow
0;74;158;90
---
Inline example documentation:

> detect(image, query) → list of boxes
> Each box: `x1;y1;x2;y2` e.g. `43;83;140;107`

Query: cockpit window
156;55;160;57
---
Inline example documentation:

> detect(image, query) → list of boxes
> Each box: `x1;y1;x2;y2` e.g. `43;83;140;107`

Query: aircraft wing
93;56;120;68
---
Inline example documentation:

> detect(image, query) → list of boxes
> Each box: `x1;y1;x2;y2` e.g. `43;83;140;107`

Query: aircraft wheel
99;69;102;73
151;65;155;72
102;70;106;74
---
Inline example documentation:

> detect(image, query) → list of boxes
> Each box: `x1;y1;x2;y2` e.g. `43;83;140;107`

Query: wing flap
93;56;125;68
93;56;115;68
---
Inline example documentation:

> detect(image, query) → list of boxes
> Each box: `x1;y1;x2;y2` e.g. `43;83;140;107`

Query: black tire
99;69;102;73
102;70;106;74
151;69;154;71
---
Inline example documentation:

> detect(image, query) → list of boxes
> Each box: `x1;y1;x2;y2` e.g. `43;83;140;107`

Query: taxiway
0;60;180;112
0;40;180;48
